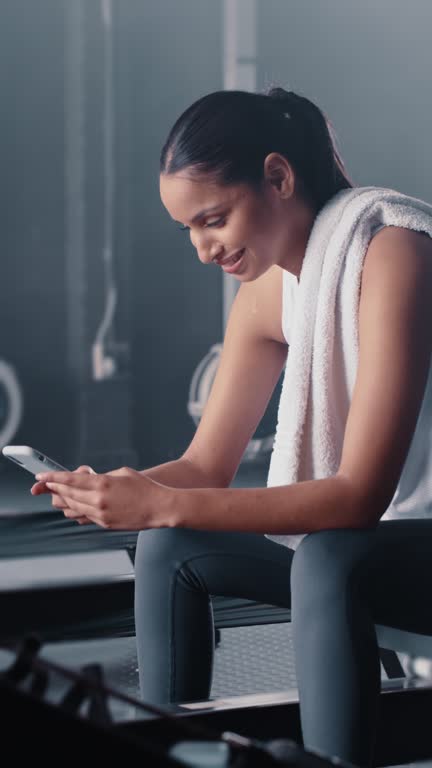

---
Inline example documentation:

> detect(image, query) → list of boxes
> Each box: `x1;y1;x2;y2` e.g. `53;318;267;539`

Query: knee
134;528;211;601
134;528;185;574
134;526;210;579
291;529;375;607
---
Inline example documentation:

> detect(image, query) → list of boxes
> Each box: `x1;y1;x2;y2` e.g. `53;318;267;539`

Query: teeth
223;250;243;266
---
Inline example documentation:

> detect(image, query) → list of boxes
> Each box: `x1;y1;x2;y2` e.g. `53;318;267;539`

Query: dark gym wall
3;0;432;474
122;1;224;467
1;0;223;469
256;0;432;203
0;0;71;464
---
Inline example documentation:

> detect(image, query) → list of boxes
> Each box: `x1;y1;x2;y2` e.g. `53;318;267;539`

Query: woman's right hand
31;465;96;525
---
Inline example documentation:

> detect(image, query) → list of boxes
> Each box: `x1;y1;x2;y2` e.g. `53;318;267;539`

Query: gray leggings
134;520;432;766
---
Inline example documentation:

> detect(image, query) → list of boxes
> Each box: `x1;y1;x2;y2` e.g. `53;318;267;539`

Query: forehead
159;172;241;222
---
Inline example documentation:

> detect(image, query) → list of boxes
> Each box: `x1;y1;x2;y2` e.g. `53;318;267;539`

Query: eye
205;218;225;228
178;217;225;233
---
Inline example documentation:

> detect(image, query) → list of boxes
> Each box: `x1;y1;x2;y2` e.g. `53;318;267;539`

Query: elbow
335;471;391;529
180;453;231;489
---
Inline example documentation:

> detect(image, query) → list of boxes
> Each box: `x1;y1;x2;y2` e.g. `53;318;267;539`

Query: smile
220;249;245;274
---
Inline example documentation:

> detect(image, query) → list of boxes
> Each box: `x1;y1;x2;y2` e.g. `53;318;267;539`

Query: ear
263;152;295;198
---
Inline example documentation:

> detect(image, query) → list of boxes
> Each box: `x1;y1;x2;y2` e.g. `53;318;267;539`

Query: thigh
367;519;432;633
135;527;294;608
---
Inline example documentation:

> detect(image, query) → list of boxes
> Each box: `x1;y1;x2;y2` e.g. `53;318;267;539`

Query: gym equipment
3;633;432;765
0;359;23;449
1;634;361;767
64;0;136;471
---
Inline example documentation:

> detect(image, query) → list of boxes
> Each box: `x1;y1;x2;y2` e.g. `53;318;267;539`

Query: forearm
140;456;224;490
168;473;379;534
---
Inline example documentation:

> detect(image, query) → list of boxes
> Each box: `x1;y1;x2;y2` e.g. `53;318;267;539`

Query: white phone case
2;445;68;476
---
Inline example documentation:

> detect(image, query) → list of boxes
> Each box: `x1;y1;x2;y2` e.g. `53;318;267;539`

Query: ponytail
266;86;354;210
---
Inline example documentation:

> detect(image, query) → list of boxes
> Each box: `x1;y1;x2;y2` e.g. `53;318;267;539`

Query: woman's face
159;159;313;281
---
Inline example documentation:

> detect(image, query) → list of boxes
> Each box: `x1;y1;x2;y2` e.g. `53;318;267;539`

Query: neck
278;202;317;279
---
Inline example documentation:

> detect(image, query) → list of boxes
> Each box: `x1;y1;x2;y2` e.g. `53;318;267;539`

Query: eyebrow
193;205;224;221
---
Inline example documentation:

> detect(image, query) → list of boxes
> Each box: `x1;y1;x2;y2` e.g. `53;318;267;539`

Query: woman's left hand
35;467;171;530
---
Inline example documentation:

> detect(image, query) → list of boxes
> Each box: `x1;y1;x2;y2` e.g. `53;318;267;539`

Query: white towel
266;186;432;549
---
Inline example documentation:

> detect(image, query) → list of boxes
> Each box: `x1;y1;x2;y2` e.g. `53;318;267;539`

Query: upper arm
182;268;288;487
338;227;432;522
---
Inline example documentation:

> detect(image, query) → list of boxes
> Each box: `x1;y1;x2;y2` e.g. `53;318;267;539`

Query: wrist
159;485;182;529
163;487;192;529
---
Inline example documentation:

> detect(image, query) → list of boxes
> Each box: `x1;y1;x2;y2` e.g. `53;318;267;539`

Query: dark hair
160;87;354;214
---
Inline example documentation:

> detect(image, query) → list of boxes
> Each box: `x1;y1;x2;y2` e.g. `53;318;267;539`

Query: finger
61;498;101;519
37;472;100;490
35;470;74;483
66;513;92;524
45;482;99;503
51;494;69;509
31;468;95;493
30;481;51;495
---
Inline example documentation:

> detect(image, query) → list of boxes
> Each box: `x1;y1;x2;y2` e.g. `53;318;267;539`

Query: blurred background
1;0;432;723
0;0;432;486
1;0;431;478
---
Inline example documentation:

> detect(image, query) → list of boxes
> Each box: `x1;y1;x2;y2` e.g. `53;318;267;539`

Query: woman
33;88;432;766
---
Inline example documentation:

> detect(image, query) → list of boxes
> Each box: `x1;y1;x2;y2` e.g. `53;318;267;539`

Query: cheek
233;199;275;253
247;202;275;241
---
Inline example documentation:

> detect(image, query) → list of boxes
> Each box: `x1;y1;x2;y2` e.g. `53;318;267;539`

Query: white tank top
277;223;432;548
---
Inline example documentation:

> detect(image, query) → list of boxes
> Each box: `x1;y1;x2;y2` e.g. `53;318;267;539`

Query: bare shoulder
238;264;286;344
365;225;432;272
361;226;432;306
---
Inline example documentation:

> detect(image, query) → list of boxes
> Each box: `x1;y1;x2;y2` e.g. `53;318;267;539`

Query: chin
252;260;272;280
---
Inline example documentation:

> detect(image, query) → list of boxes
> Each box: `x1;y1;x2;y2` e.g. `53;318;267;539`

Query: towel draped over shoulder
266;186;432;549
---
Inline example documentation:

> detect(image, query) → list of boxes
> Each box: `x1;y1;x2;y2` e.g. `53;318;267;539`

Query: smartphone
2;445;68;476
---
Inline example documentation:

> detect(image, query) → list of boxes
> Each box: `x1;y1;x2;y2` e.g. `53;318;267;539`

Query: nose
190;230;223;265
